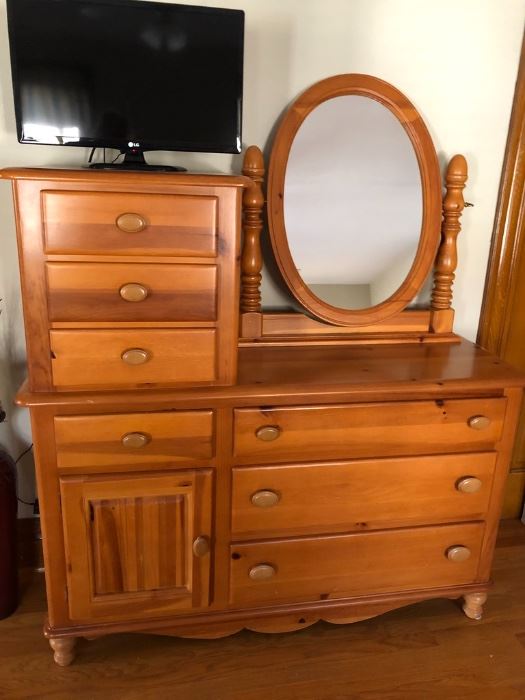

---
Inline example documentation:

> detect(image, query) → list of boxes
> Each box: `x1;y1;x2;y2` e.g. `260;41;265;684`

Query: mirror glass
284;95;423;309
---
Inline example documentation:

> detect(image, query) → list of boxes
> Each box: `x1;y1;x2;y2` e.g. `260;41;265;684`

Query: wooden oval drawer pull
193;536;210;557
456;476;482;494
249;563;276;581
116;212;147;233
255;426;281;442
467;415;491;430
251;490;280;508
121;348;150;365
121;432;150;448
446;545;472;562
119;283;149;302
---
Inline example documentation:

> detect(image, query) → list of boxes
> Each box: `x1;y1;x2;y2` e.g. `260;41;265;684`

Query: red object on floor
0;449;18;618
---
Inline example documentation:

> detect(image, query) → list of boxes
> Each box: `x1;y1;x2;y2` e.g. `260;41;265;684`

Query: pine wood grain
42;190;218;256
1;521;523;699
46;262;218;322
430;155;468;333
240;145;264;315
90;494;187;595
229;523;485;606
49;328;218;389
60;470;212;622
233;399;506;464
502;470;525;516
5;160;525;672
257;310;432;336
265;75;442;328
4;172;245;391
477;32;525;517
231;453;496;538
54;410;214;471
17;339;525;409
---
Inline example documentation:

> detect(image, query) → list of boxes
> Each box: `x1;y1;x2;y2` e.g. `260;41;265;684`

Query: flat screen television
6;0;244;169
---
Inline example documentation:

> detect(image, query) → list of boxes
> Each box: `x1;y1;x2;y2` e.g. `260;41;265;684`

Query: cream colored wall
0;0;523;510
309;284;372;309
0;182;34;515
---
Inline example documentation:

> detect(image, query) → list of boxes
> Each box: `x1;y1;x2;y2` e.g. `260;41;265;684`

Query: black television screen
6;0;244;157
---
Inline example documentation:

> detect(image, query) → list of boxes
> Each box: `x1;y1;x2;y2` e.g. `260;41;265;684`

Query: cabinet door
60;470;212;622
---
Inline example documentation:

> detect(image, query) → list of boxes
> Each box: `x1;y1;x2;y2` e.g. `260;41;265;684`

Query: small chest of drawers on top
11;170;245;392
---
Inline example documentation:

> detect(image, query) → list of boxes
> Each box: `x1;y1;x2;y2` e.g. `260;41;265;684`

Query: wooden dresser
12;330;525;666
4;77;525;667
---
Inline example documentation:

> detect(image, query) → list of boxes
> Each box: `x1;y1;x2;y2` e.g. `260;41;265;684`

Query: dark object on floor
0;449;18;618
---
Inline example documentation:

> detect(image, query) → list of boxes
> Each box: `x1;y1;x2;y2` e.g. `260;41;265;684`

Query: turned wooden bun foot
49;638;77;666
462;592;487;620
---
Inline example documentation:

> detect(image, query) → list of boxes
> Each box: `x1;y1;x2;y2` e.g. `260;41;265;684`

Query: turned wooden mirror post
239;74;469;343
430;154;468;334
241;145;265;338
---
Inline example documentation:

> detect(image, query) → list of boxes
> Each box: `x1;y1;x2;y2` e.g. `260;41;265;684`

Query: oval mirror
267;74;442;326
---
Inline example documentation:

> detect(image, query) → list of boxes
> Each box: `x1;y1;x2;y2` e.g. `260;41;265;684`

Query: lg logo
128;141;140;148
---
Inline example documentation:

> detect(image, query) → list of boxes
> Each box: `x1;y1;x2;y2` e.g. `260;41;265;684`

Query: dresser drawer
233;399;506;464
231;453;496;538
230;523;484;606
42;190;217;256
50;328;217;388
55;410;214;471
46;262;217;322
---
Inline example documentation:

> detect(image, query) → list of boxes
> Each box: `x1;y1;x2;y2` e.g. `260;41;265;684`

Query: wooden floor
1;520;525;700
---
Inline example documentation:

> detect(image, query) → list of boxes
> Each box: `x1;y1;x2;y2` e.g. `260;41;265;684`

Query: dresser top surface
17;338;525;408
0;167;250;189
236;338;525;388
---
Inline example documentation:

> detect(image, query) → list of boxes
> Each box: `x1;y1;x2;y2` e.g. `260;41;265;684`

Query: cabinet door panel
60;470;212;622
90;494;188;595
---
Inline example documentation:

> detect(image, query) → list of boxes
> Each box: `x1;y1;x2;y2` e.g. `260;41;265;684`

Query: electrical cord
15;443;33;465
87;147;110;167
14;443;35;506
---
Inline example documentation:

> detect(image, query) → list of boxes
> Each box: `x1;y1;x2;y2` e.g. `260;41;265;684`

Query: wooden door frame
478;31;525;353
478;30;525;518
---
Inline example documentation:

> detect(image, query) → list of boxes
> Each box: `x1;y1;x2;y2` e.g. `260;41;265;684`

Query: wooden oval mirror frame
267;74;442;327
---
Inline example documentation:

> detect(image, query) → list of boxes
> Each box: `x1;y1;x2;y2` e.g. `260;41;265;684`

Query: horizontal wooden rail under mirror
239;74;469;345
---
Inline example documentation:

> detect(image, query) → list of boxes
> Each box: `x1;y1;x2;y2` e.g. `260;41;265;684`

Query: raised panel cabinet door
60;470;212;623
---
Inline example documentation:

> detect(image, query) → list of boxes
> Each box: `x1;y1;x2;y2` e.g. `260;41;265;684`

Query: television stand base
89;162;186;172
88;149;187;172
